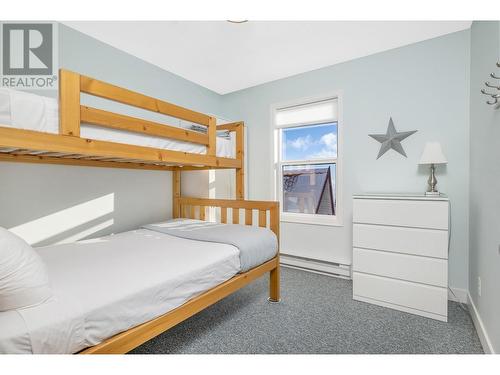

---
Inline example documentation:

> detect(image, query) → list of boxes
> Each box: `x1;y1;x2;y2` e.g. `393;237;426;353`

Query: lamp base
425;164;440;196
425;191;440;196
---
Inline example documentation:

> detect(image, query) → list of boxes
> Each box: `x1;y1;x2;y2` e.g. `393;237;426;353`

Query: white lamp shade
419;142;448;165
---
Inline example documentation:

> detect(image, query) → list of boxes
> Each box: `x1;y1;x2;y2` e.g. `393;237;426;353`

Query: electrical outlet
478;276;482;297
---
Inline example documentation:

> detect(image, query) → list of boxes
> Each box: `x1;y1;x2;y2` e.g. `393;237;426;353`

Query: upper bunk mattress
0;88;234;158
0;229;240;354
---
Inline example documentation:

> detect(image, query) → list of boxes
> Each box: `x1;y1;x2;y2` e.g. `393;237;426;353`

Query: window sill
280;213;343;227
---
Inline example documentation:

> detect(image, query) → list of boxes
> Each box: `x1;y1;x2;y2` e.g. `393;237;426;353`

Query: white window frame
270;92;343;227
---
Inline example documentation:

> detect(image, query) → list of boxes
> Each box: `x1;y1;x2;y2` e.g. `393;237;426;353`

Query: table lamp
419;142;447;196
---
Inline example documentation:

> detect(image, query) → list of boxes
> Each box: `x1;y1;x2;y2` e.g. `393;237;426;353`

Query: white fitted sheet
0;229;240;354
0;88;234;158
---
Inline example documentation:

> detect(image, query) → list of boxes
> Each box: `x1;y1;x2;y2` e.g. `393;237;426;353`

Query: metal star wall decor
369;118;417;159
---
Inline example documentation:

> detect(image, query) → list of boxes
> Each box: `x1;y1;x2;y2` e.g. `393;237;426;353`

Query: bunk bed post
172;168;181;218
269;204;280;303
235;123;245;199
207;116;217;156
59;69;81;137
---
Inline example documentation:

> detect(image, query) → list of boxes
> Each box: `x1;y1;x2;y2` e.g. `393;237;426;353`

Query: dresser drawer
353;198;448;230
353;272;448;317
353;223;448;259
353;248;447;287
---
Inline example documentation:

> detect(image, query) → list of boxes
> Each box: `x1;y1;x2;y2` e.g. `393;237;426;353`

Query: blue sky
282;122;337;161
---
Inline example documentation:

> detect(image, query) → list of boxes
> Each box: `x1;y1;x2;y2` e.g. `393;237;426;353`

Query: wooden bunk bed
0;69;280;354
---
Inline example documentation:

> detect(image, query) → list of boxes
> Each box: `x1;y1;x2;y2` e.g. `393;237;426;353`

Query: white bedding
0;88;234;158
0;229;240;354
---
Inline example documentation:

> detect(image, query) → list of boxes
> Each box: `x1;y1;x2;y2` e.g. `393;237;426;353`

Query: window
273;97;341;226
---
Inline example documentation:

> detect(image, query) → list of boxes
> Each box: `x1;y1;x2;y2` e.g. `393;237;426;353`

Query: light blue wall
0;24;223;246
469;21;500;353
221;31;471;290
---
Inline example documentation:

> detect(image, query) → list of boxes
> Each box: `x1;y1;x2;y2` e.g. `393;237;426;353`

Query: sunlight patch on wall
54;218;114;245
9;193;115;245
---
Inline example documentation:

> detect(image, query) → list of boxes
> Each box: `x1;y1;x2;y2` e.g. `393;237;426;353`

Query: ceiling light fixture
227;20;248;24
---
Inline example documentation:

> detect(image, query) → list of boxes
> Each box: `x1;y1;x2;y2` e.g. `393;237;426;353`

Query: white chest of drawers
352;194;449;322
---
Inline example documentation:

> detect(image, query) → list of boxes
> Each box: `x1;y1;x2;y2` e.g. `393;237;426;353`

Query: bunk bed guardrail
0;69;244;171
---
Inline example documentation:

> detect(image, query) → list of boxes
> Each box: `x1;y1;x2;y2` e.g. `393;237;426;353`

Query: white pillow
0;227;52;311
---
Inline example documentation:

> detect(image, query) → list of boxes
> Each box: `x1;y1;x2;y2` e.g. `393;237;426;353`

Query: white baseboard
467;292;495;354
448;287;468;304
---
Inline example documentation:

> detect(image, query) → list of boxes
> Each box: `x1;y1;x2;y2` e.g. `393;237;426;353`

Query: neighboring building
282;166;335;215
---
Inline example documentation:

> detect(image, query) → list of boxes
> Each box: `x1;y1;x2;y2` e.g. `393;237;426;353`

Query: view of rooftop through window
280;122;337;216
282;164;336;215
275;96;339;220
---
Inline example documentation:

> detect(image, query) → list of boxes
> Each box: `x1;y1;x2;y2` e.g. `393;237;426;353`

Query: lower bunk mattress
0;88;234;158
0;229;243;354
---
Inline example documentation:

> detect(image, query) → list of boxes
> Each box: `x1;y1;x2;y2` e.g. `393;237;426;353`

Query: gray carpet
130;267;483;354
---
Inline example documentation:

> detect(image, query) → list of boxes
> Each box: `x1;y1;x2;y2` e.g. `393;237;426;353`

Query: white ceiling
63;21;471;94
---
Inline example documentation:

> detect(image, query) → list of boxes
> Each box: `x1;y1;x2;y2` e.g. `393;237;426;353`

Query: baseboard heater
280;254;351;278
